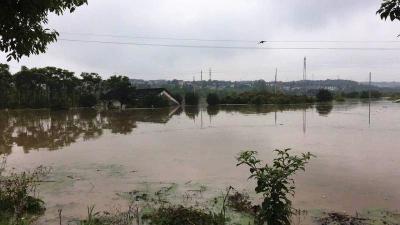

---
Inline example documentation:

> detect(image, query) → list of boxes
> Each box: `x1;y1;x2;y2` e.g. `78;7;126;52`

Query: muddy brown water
1;101;400;223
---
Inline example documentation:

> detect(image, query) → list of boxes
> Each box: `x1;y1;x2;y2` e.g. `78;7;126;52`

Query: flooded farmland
1;100;400;223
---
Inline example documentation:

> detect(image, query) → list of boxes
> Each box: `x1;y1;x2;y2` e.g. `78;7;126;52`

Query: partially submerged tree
0;64;13;108
102;76;136;108
316;89;333;102
185;92;199;106
206;93;220;106
0;0;88;61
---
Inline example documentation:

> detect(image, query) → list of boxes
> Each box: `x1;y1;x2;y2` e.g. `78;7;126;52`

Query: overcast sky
2;0;400;81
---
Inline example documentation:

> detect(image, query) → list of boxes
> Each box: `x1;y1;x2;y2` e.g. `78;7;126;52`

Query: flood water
1;100;400;223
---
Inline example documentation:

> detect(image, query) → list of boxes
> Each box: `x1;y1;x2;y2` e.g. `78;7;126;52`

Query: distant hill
361;82;400;88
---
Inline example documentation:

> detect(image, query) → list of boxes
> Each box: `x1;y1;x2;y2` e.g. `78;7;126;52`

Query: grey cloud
2;0;399;81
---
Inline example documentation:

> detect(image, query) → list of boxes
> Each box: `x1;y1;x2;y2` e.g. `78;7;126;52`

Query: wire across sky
60;32;400;44
58;38;400;51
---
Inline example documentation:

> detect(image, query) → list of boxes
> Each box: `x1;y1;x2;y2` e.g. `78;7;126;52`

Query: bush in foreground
0;158;50;224
237;149;314;225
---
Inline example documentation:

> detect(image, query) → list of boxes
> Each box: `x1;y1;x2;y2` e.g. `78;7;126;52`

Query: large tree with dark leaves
0;0;87;61
377;0;400;21
102;76;136;109
0;64;13;108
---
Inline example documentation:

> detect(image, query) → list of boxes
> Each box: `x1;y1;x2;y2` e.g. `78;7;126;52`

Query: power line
58;38;400;51
60;32;255;43
60;32;400;43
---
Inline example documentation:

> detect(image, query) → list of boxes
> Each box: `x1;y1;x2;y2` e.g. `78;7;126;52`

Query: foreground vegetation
2;149;400;225
1;149;314;225
0;158;50;225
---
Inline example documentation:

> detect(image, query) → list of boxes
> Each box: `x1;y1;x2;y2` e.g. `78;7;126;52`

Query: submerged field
1;100;400;224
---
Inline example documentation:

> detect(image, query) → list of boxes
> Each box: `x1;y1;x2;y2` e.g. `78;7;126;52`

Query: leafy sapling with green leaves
237;149;314;225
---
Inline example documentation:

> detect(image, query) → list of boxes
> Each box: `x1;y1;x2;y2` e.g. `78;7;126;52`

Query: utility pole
193;76;196;94
209;68;212;81
200;70;203;82
369;72;372;126
369;72;372;100
303;57;307;81
274;68;278;95
303;57;307;94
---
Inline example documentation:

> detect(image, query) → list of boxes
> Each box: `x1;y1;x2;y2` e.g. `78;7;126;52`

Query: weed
142;205;226;225
227;189;254;216
79;205;136;225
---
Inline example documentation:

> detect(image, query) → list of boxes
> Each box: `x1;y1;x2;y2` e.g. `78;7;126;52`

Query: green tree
253;80;267;91
32;67;79;109
102;76;135;109
0;64;13;108
206;93;220;106
13;66;48;108
185;92;199;105
79;73;102;107
80;72;102;95
377;0;400;21
0;0;87;61
316;89;333;102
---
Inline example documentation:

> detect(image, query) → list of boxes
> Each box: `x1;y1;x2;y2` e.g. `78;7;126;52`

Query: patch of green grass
142;205;226;225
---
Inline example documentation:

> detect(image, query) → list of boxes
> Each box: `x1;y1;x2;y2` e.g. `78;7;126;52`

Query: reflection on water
316;103;333;116
0;105;317;154
1;103;377;155
0;108;182;154
2;101;400;223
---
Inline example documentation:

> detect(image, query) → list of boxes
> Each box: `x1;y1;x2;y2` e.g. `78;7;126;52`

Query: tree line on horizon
0;63;387;110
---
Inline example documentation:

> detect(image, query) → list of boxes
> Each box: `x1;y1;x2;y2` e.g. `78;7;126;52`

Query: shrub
0;158;50;224
206;93;220;106
250;95;265;105
360;90;382;99
316;89;333;102
185;93;199;105
79;205;136;225
237;149;314;225
334;94;345;102
227;190;254;215
343;91;360;98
